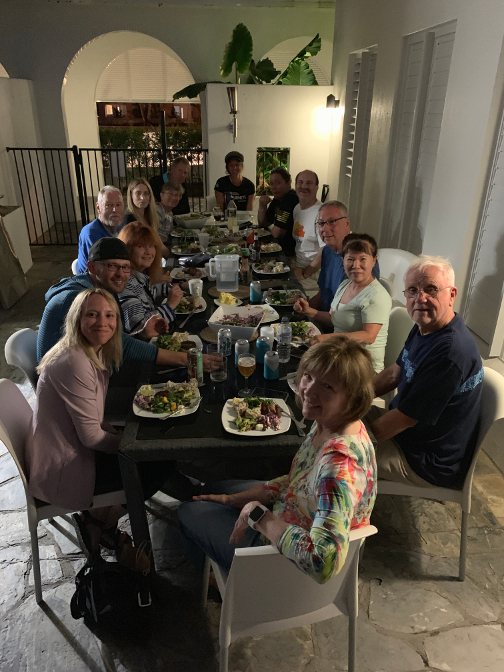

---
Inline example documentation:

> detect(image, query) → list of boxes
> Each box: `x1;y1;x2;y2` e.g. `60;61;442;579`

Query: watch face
250;506;265;523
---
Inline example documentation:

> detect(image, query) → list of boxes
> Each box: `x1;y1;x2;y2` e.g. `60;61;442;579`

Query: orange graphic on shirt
293;221;305;238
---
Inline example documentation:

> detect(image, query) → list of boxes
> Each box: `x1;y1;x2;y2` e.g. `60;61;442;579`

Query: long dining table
116;239;312;561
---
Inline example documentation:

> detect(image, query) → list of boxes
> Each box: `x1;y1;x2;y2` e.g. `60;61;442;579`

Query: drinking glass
213;206;223;222
237;354;256;397
198;231;210;252
207;344;227;382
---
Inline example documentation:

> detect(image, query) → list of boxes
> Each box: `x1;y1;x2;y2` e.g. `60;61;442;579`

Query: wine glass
198;231;210;253
237;355;256;397
213;206;223;223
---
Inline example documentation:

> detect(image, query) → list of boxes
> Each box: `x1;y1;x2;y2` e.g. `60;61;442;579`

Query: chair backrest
463;367;504;490
222;525;377;641
378;277;396;299
0;379;33;487
71;259;79;275
378;248;418;306
4;328;39;391
205;195;217;211
384;307;414;369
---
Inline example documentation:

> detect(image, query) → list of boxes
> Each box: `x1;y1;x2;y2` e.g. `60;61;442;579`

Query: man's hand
259;195;271;208
167;284;184;309
203;354;221;373
140;315;168;340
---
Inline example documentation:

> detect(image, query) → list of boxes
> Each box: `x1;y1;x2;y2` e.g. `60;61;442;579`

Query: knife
179;310;194;329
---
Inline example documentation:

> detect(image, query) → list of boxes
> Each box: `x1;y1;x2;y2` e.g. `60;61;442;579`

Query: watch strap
247;504;269;530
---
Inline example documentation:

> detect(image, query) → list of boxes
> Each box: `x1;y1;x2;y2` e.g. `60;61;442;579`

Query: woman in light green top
311;234;391;372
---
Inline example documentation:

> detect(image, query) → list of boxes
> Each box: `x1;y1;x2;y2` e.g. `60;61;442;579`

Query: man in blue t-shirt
76;186;125;273
368;256;483;489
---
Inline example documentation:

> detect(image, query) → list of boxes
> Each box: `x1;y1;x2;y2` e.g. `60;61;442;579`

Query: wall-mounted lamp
326;94;340;109
227;86;238;143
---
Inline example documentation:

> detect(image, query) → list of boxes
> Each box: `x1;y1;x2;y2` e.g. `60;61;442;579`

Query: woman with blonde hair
124;177;160;232
118;221;183;334
178;337;377;584
26;288;170;559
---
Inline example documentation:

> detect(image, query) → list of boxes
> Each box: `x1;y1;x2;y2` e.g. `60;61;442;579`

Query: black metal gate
7;146;207;245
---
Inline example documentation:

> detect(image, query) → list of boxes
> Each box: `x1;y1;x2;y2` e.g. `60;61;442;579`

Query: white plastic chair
205;195;217;211
0;379;125;603
378;276;397;299
378;248;418;306
4;328;39;392
378;366;504;581
384;307;414;370
71;259;78;275
205;525;378;672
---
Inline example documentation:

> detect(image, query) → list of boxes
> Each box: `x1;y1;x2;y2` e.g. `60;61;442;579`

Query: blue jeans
177;480;264;571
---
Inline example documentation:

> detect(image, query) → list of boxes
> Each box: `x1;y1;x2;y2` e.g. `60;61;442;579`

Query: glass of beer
237;354;256;397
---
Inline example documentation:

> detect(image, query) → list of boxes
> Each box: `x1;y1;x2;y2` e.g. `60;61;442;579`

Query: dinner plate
214;298;243;307
261;242;282;253
149;334;203;350
221;398;292;436
271;321;321;344
133;384;201;420
171;267;208;280
264;290;306;307
257;304;280;323
172;246;202;256
253;264;290;275
286;373;298;395
174;296;207;315
171;229;200;238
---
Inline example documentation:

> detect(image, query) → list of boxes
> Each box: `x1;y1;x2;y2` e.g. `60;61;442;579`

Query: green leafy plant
256;147;290;195
173;25;321;101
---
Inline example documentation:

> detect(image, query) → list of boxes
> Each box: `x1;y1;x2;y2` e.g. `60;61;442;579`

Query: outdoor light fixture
227;86;238;143
326;94;340;109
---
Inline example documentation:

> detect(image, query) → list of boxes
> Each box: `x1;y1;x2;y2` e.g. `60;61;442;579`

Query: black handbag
70;554;152;628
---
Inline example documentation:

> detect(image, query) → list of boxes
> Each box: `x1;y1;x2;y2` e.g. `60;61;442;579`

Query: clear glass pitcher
208;254;240;292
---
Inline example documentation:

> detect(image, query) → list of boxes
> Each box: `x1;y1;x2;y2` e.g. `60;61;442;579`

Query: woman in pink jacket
27;287;155;561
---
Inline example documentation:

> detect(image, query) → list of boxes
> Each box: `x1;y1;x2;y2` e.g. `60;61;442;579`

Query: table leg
118;453;152;551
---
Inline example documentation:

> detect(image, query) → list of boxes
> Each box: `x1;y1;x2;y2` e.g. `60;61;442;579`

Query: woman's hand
294;298;317;319
310;333;333;346
229;501;261;544
192;493;234;506
159;269;173;283
167;284;184;308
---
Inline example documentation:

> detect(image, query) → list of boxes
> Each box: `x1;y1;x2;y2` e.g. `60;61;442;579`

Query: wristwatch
248;504;269;530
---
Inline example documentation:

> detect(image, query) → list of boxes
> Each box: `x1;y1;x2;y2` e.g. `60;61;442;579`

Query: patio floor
0;246;503;672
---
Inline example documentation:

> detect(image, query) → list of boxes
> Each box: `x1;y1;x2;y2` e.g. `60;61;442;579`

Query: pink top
26;346;120;510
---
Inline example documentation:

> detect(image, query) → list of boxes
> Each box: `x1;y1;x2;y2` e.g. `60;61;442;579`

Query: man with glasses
297;200;380;317
77;186;125;274
368;255;483;489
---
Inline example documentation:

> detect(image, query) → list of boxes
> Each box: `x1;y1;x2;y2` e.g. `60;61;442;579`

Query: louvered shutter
96;48;196;103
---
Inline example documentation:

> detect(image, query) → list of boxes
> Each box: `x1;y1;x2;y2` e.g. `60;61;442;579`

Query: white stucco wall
204;84;335;198
329;0;504;306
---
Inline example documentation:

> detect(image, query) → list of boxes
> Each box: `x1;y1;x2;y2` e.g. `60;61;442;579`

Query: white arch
260;36;332;86
61;30;195;150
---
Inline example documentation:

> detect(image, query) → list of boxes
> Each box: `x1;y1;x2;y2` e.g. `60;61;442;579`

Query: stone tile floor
0;246;503;671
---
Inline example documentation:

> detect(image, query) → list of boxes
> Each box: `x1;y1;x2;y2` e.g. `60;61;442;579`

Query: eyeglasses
95;262;131;274
317;216;347;228
403;286;452;299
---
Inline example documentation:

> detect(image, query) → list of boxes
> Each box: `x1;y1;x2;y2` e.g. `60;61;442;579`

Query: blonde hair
295;337;375;430
37;288;122;374
118;221;164;281
126;178;159;232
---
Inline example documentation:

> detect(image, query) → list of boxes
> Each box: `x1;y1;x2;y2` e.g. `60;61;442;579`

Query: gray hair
171;156;191;168
405;255;455;286
97;185;122;206
318;200;348;216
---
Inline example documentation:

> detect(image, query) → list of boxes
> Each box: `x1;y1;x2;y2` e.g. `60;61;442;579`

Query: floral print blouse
264;421;376;584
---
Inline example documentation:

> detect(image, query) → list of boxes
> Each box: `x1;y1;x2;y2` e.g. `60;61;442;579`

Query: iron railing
7;146;208;245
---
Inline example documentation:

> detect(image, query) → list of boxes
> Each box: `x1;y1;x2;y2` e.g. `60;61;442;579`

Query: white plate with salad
133;381;201;419
272;321;320;344
253;261;290;275
170;267;207;280
264;289;306;306
149;332;203;351
174;296;207;315
221;397;291;436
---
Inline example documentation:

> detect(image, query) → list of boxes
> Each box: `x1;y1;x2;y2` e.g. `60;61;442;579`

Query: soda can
255;336;270;364
264;351;279;380
187;348;199;382
250;280;262;303
218;328;232;357
235;338;249;364
196;348;204;386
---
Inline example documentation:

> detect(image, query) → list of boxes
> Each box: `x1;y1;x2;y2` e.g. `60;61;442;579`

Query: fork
282;406;306;437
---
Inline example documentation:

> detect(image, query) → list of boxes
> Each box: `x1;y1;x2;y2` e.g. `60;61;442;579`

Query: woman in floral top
178;337;377;584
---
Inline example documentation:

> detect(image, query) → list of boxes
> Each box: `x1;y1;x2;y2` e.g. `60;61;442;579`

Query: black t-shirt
148;174;190;215
214;175;255;211
391;314;483;488
266;189;299;258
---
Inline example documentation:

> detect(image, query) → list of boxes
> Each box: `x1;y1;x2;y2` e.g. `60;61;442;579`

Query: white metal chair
4;328;39;392
205;525;378;672
0;379;125;603
378;248;418;307
71;258;78;275
377;366;504;581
